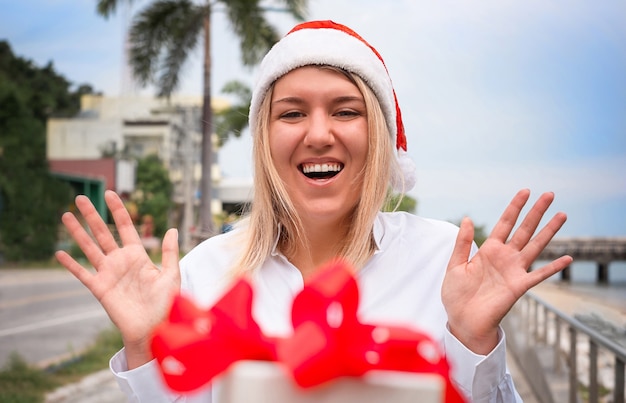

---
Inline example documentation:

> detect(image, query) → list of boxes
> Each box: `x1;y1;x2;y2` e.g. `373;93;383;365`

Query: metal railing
513;293;625;403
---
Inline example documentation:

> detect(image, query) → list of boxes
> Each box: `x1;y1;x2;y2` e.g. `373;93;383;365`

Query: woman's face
269;66;369;225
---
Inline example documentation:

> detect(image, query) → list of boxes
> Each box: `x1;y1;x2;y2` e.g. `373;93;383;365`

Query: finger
161;228;180;276
74;195;119;254
61;211;107;268
520;211;568;263
525;255;574;289
447;217;474;270
55;250;96;290
489;189;531;243
105;190;142;246
508;192;555;250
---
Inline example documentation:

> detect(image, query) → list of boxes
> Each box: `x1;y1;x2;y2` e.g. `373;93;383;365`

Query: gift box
151;259;465;402
215;360;444;403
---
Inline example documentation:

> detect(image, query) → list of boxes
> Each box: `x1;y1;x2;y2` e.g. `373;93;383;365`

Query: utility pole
180;107;196;253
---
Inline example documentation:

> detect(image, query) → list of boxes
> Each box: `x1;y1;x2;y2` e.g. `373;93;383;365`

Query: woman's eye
336;110;360;117
280;111;304;119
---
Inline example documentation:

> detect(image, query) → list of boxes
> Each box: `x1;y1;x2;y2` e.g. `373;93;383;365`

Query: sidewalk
45;368;124;403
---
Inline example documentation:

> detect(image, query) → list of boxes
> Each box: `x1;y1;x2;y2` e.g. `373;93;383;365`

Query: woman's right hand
55;190;181;369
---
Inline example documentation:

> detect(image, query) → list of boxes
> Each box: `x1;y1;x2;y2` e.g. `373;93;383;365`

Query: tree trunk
198;8;214;240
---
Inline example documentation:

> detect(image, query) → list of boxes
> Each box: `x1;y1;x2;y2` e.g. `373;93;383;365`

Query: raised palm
441;189;572;354
55;191;181;364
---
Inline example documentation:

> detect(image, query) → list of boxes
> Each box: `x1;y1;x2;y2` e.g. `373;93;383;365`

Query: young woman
56;20;572;402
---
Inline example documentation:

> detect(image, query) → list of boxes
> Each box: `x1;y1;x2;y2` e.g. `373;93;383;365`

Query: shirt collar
372;212;384;255
270;223;282;257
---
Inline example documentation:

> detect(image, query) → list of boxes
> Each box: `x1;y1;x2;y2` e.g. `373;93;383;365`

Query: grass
0;258;64;270
0;354;59;403
0;247;178;271
578;381;611;402
0;327;123;403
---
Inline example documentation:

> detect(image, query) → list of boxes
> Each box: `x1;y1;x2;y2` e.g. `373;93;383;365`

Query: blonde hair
233;68;397;275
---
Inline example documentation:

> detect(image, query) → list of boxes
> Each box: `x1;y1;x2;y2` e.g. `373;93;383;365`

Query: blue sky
2;0;625;237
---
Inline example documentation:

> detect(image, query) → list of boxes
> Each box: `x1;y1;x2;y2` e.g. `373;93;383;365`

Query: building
47;94;252;250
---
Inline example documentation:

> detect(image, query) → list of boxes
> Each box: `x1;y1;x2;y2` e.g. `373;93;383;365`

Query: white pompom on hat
249;20;416;192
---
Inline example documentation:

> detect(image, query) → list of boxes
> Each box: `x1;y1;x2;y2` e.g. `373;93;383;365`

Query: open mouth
299;162;343;180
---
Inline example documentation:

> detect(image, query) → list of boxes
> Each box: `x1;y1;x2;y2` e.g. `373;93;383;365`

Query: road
0;268;114;369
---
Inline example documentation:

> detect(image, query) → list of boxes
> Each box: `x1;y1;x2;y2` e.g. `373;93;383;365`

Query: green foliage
0;353;58;402
215;80;252;146
0;327;123;402
450;218;488;246
0;42;95;120
133;154;173;237
0;41;94;262
383;192;418;214
50;327;123;378
472;223;488;246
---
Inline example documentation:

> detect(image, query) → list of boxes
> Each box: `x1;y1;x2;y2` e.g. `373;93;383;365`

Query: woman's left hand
441;189;573;354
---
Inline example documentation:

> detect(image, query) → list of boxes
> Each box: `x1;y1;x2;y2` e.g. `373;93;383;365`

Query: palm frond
96;0;118;18
221;0;281;66
222;0;308;66
127;0;204;96
221;80;252;99
157;7;205;96
96;0;139;18
276;0;307;21
214;80;252;146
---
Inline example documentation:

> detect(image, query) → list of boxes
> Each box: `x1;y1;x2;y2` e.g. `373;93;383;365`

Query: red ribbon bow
150;260;465;402
150;279;276;392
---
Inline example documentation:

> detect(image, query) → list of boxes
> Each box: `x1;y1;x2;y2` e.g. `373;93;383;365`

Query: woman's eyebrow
332;95;365;105
272;95;364;106
272;96;306;106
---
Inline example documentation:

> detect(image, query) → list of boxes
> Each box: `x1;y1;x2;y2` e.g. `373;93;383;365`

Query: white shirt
111;212;522;402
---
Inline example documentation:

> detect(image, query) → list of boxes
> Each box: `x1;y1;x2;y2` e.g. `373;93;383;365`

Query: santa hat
249;20;416;192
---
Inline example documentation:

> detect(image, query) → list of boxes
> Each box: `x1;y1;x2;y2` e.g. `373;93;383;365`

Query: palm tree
96;0;306;239
214;80;251;147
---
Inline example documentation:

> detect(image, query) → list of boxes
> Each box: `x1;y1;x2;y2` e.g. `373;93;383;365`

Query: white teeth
302;163;342;174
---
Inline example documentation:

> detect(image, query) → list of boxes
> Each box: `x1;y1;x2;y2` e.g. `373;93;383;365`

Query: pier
538;238;626;283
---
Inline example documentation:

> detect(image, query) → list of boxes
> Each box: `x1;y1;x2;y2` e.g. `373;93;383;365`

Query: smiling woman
264;66;372;270
55;20;572;403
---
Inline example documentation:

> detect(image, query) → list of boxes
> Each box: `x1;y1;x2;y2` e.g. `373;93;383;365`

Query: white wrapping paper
215;360;443;403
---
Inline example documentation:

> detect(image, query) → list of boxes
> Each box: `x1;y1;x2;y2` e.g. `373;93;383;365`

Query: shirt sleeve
110;348;212;402
444;326;522;403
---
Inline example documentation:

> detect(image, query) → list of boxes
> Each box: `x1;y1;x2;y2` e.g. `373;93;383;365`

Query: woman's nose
303;111;335;148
